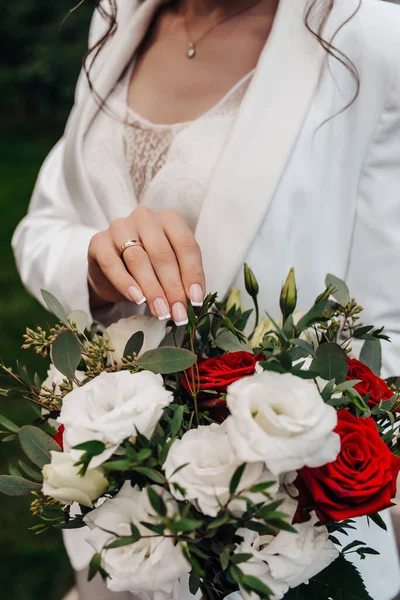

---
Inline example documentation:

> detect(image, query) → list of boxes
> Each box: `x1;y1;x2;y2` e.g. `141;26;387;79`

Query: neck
180;0;260;18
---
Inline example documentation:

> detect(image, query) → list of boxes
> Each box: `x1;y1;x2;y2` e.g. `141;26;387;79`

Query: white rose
235;497;339;599
59;370;173;467
84;481;189;600
164;423;277;517
225;371;340;475
41;365;86;428
42;451;108;508
105;315;167;363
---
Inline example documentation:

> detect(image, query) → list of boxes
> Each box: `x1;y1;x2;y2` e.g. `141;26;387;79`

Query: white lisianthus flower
226;288;244;312
235;497;339;599
84;481;189;600
225;371;340;475
250;317;275;349
164;423;277;517
42;451;108;508
59;371;173;467
105;315;167;363
41;365;86;428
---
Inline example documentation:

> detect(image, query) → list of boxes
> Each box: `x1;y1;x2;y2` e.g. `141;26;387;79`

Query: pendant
187;43;196;59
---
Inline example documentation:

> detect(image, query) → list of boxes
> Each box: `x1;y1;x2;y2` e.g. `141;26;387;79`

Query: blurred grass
0;128;74;600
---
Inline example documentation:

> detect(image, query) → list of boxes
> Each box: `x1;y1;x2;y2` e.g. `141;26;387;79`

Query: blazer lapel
64;0;169;223
195;0;326;298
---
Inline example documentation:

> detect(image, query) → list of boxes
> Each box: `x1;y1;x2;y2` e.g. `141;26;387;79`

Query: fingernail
190;284;204;307
172;302;189;327
128;286;146;305
154;298;171;321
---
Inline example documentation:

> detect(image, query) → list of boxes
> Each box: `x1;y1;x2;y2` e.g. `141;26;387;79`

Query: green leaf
136;347;196;374
189;572;200;596
232;553;253;564
123;331;144;359
360;339;382;377
0;415;19;433
50;330;82;380
18;460;42;482
73;441;106;456
0;475;41;496
325;274;350;306
289;338;317;359
88;553;102;581
334;379;362;393
312;343;349;384
249;481;277;494
284;554;372;599
106;532;140;549
230;463;246;495
140;521;165;535
220;549;230;571
297;298;328;331
215;330;250;353
17;361;32;388
147;487;167;517
172;518;203;532
9;464;24;478
19;426;60;468
68;310;88;334
1;434;17;443
103;460;132;472
132;466;165;484
170;405;185;438
241;574;274;597
367;512;387;531
41;290;68;325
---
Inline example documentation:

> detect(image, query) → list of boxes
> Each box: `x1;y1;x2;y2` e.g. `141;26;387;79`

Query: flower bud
244;263;259;299
280;268;297;321
251;316;273;349
226;288;243;313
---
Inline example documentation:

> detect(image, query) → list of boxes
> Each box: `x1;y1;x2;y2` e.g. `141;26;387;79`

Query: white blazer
11;1;400;596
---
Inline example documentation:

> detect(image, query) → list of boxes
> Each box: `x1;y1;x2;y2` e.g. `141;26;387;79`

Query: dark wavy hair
78;0;361;113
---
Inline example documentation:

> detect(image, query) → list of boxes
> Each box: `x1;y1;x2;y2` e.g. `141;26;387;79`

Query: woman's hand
87;207;205;325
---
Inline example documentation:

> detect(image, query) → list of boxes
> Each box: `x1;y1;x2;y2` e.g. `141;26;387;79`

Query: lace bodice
84;64;253;232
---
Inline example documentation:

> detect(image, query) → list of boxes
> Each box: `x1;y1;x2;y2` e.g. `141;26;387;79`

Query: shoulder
88;0;141;48
335;0;400;81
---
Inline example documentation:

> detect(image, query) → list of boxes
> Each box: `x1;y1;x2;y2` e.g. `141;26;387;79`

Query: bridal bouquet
1;265;400;600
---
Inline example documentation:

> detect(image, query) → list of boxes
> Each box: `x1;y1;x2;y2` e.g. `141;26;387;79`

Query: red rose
347;357;394;407
182;352;258;422
53;425;65;450
294;409;400;524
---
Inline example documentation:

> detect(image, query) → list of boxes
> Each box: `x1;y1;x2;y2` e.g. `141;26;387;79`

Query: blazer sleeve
346;71;400;378
11;8;109;318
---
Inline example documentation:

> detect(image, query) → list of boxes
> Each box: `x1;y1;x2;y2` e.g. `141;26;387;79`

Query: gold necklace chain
183;0;263;59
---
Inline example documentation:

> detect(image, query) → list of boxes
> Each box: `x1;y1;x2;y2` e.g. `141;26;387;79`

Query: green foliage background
0;2;93;598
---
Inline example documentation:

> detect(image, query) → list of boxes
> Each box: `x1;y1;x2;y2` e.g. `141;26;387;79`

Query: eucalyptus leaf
18;460;42;482
0;475;41;496
136;347;196;374
68;310;88;334
123;331;144;359
215;330;250;353
360;339;382;376
41;289;68;324
19;425;60;468
51;330;82;379
312;343;348;384
325;274;350;306
0;415;19;433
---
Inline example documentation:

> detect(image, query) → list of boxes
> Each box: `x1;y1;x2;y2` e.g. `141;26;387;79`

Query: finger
160;210;206;306
110;216;171;321
89;231;146;305
135;209;189;326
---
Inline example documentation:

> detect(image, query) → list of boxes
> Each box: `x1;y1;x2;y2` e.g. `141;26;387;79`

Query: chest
127;9;275;124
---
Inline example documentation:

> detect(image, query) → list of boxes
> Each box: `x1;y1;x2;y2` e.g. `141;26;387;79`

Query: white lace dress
84;64;254;232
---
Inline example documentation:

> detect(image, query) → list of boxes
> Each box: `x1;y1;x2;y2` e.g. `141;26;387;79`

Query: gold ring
120;239;144;256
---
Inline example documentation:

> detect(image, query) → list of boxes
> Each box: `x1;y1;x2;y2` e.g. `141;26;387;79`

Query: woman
12;0;400;598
